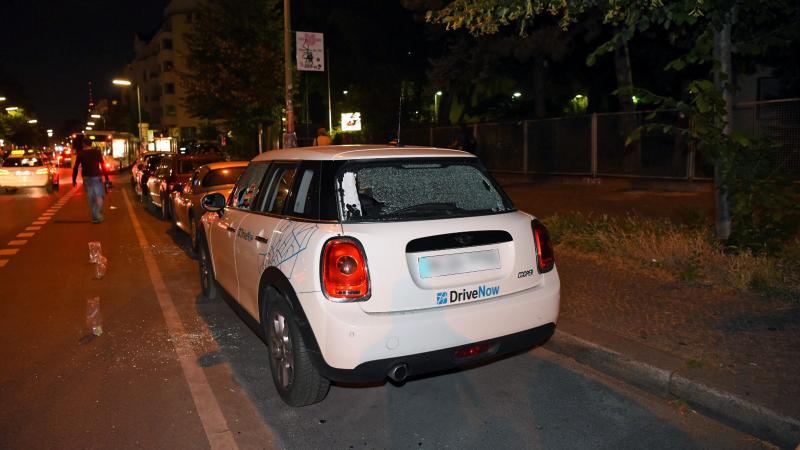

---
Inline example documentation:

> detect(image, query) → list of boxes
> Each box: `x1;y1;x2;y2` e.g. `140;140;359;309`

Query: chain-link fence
399;98;800;180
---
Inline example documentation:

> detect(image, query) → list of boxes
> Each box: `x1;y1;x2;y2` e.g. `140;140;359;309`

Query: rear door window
202;166;246;187
255;163;299;215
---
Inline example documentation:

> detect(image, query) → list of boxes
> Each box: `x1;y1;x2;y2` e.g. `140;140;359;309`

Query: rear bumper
297;268;560;381
314;322;555;383
0;174;50;187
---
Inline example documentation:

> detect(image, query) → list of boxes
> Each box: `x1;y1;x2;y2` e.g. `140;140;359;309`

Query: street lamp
434;91;443;123
87;122;95;126
90;114;101;119
5;106;19;112
0;97;6;102
112;78;142;149
27;119;38;124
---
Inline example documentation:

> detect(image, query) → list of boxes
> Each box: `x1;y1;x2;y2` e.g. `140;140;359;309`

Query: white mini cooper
198;145;560;406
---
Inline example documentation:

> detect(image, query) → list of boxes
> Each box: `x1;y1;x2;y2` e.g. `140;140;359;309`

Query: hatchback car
171;161;247;251
0;151;59;193
145;153;224;219
197;145;559;406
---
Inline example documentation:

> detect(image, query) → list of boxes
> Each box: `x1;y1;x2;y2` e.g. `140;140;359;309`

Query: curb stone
545;329;800;448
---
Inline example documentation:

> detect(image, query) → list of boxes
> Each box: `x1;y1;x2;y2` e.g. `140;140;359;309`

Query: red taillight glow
455;342;492;358
321;238;370;301
105;163;111;168
533;219;555;273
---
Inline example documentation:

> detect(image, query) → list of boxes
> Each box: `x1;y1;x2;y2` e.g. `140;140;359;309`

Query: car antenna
395;84;404;147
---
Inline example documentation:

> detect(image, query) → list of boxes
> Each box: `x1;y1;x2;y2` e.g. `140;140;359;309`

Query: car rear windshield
179;158;220;174
1;157;44;167
336;158;514;222
202;166;245;187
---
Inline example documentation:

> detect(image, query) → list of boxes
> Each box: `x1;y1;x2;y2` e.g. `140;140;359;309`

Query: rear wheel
46;182;53;194
266;293;330;406
198;235;218;300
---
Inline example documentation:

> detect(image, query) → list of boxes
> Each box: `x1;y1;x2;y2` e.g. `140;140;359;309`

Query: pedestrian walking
71;134;110;224
312;128;332;146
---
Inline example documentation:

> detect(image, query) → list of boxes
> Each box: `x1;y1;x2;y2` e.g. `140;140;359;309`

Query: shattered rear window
336;159;514;222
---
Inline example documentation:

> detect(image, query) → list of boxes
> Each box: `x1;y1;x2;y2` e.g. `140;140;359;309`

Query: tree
182;0;284;156
428;0;800;246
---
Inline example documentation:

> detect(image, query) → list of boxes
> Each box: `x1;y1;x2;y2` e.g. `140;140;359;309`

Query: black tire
266;293;330;406
189;215;199;252
198;235;218;300
161;194;171;221
46;182;53;194
146;191;156;213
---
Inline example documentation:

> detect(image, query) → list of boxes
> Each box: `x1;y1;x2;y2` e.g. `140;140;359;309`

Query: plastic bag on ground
88;241;101;263
94;255;108;279
86;297;103;336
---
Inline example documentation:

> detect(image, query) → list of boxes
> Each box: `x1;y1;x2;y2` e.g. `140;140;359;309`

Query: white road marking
25;226;42;231
121;189;239;450
0;259;8;268
8;240;27;246
17;233;34;238
32;221;47;225
0;249;20;256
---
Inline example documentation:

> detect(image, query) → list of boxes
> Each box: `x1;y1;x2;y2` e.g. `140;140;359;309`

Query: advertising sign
296;31;324;71
341;112;362;131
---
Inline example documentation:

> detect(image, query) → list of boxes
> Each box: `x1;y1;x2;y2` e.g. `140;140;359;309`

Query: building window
164;83;175;95
164;105;177;116
162;39;173;50
163;61;173;72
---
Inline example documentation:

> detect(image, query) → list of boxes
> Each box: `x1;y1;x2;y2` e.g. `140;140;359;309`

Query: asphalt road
0;169;765;449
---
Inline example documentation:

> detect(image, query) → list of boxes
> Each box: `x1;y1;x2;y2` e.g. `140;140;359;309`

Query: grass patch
685;359;704;369
545;212;800;300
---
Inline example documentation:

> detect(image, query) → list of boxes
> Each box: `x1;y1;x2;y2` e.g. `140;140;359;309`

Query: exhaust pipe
388;363;408;382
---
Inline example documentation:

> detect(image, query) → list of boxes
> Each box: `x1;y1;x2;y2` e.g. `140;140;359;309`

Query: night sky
2;0;168;130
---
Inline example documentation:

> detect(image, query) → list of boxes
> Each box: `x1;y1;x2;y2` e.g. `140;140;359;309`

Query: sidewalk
497;176;800;448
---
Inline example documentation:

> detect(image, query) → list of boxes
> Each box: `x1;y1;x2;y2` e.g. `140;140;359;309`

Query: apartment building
121;0;201;143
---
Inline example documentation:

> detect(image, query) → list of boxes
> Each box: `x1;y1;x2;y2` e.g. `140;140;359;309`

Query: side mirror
201;192;226;215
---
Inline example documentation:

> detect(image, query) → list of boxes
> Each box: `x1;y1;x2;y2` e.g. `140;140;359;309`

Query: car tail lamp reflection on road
322;237;370;302
532;219;555;273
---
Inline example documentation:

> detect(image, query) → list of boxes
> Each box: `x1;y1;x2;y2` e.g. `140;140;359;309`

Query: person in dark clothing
449;125;478;155
71;134;110;223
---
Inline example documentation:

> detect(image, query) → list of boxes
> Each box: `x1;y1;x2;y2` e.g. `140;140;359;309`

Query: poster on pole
341;112;362;131
296;31;324;71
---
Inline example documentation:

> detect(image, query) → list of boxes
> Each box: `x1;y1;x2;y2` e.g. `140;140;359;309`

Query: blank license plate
418;250;500;279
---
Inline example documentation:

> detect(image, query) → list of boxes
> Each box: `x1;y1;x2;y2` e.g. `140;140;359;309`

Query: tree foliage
182;0;284;132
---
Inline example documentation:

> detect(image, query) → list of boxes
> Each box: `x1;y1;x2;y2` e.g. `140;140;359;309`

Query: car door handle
255;236;268;244
226;225;236;232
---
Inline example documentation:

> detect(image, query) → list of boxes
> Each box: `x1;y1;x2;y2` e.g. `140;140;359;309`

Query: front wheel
266;294;330;406
198;235;218;300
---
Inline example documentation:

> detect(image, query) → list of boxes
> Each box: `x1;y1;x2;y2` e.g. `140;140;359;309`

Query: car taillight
35;168;49;175
105;163;111;168
321;237;370;302
532;219;555;273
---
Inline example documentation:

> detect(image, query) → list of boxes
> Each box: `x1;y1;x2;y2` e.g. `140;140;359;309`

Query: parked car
145;153;224;219
170;161;247;251
132;151;167;194
197;145;560;406
0;149;59;193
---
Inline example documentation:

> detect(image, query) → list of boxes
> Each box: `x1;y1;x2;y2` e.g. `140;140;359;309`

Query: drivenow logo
436;285;500;305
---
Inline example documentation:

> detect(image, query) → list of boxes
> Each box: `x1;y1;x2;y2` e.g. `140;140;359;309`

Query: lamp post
433;91;443;123
112;78;143;151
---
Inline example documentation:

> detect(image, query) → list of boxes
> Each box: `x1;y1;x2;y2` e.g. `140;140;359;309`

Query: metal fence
398;98;800;180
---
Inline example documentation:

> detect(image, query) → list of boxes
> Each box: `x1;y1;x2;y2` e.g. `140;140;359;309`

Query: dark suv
145;153;223;219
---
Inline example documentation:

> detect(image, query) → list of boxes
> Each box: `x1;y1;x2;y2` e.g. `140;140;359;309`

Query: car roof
201;161;248;170
250;145;474;162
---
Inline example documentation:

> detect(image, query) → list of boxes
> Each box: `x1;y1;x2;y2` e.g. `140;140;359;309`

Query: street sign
341;112;362;131
296;31;324;71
